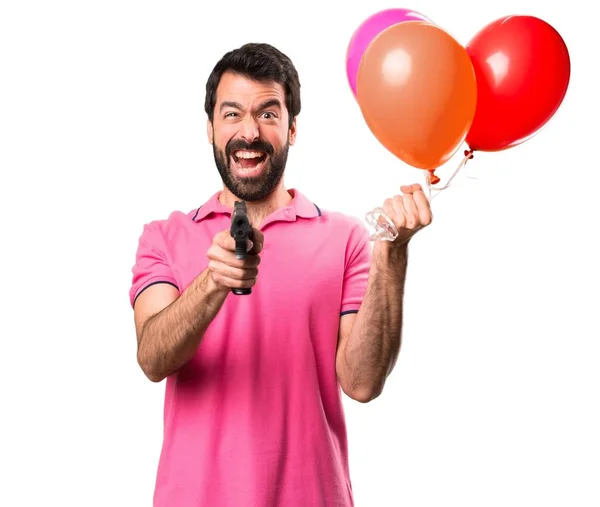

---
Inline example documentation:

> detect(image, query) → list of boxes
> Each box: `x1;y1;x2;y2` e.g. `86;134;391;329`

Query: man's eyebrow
219;99;282;112
259;99;282;110
219;101;243;111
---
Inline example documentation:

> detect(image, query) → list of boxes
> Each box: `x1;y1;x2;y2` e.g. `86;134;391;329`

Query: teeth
235;150;263;159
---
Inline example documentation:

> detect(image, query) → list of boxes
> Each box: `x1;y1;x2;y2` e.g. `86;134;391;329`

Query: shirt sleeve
340;220;372;315
129;221;179;308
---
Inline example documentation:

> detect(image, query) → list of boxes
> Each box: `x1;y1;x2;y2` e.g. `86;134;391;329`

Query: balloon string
426;149;474;200
365;149;474;242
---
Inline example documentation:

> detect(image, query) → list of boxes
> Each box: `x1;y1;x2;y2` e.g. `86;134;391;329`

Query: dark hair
204;43;301;127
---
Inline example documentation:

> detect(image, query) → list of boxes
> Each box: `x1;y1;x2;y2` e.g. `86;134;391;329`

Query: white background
1;0;598;505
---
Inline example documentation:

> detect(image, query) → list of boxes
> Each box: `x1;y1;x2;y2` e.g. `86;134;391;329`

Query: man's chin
224;171;266;199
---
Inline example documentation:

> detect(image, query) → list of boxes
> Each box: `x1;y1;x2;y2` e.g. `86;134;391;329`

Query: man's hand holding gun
205;201;263;296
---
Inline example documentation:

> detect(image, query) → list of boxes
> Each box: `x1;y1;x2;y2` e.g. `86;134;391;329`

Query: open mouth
231;150;268;175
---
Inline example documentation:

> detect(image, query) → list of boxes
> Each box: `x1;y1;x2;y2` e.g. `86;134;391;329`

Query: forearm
138;270;229;381
341;242;408;400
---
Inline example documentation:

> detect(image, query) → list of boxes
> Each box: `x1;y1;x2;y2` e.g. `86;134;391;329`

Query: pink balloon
346;8;433;97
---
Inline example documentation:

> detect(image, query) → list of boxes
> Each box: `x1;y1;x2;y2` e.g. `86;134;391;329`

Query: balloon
356;21;477;170
346;8;432;98
465;15;571;152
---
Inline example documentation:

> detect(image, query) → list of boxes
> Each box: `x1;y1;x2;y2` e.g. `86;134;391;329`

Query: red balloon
465;15;570;152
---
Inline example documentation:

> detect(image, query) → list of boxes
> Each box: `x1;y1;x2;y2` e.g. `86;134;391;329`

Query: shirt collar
191;188;321;222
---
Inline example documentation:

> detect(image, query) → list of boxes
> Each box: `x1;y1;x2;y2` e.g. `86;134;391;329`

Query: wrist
196;270;230;299
374;239;408;264
370;241;409;278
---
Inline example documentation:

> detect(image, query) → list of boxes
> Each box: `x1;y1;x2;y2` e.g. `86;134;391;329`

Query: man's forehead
216;72;285;104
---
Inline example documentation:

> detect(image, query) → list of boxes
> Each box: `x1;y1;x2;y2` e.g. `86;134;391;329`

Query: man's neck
219;184;293;227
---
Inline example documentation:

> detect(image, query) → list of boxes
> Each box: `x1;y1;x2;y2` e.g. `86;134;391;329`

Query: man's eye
261;112;276;119
224;112;238;118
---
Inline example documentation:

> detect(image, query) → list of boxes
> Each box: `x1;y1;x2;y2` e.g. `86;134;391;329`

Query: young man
130;42;432;507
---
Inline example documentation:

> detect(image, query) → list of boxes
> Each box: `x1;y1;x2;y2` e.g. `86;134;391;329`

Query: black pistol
230;200;253;295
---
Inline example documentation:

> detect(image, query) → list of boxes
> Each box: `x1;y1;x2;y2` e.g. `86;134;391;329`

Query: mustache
226;139;274;158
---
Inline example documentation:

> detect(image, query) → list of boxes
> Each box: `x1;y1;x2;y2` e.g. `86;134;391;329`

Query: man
130;42;432;507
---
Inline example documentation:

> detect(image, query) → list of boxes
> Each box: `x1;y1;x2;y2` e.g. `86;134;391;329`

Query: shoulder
307;206;371;264
293;188;366;233
316;207;370;238
136;208;198;246
320;208;365;227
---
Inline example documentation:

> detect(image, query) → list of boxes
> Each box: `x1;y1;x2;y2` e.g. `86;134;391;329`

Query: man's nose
238;116;259;143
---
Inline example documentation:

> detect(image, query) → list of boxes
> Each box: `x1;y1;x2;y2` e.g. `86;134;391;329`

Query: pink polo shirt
130;189;371;507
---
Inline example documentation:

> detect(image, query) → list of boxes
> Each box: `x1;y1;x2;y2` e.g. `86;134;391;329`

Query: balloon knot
464;149;474;160
427;169;440;185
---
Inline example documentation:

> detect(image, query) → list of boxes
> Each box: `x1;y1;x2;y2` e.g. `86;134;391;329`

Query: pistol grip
233;237;251;295
234;238;247;260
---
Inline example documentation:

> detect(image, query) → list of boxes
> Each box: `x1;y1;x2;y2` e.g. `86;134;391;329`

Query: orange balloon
356;21;477;170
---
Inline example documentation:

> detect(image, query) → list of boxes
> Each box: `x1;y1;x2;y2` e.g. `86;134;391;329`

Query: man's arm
336;183;431;402
132;228;263;382
336;242;407;402
134;272;229;382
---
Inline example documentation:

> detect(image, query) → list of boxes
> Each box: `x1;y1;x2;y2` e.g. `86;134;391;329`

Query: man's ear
288;117;297;146
207;119;213;144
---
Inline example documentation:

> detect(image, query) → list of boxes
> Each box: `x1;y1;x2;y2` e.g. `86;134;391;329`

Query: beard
212;136;289;201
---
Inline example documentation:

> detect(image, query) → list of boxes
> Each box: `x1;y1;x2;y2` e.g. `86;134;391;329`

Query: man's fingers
391;195;406;218
412;190;432;226
207;227;263;292
382;198;402;229
399;183;432;227
225;265;259;281
251;228;264;244
215;229;237;250
207;243;261;268
215;229;261;255
379;182;433;238
209;271;258;290
248;228;264;254
208;259;258;281
400;194;419;229
400;183;423;194
217;228;263;254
